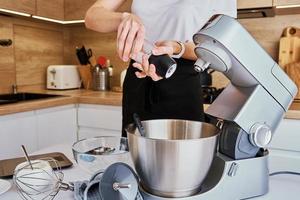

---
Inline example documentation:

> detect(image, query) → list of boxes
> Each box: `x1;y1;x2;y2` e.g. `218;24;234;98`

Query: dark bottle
132;40;177;79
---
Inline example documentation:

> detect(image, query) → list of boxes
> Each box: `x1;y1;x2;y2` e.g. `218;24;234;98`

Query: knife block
279;26;300;68
77;65;93;89
285;62;300;100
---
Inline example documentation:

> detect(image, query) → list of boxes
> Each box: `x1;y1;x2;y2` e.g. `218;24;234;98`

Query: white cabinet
36;105;77;149
0;105;77;160
78;104;122;139
268;118;300;173
0;111;37;160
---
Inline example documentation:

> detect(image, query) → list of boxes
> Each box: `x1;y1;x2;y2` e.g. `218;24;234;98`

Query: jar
92;65;109;91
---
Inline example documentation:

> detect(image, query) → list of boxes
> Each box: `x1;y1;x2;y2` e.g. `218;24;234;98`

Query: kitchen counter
2;144;300;200
0;89;300;119
0;89;122;116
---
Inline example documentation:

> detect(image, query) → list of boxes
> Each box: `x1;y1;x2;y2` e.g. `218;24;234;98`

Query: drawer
78;104;122;131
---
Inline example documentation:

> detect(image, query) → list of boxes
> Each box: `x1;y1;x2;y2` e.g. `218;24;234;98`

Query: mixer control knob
249;123;272;148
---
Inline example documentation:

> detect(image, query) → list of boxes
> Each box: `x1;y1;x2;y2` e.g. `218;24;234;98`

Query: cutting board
285;62;300;100
279;27;300;68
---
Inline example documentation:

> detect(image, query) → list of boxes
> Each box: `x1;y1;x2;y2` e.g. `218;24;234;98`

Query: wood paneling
117;0;132;12
36;0;64;20
0;15;66;94
64;0;131;21
0;16;15;94
212;14;300;89
64;0;96;20
1;2;300;92
237;0;273;9
239;14;300;60
67;25;128;87
14;24;64;88
0;0;35;14
274;0;300;6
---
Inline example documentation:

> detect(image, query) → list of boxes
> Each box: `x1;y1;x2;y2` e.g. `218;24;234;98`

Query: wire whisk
13;158;73;200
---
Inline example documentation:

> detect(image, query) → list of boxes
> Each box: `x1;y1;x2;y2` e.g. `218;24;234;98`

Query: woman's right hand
117;13;145;62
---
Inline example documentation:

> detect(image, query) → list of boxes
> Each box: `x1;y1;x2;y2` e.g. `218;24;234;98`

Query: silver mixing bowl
126;119;219;198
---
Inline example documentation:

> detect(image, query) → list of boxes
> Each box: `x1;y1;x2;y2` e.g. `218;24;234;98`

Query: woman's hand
132;40;181;81
117;13;145;62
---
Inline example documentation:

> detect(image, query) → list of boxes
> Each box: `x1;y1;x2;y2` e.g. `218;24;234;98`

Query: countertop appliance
47;65;81;90
120;15;297;200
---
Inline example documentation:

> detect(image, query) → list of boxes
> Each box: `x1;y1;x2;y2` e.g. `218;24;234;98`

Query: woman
85;0;237;136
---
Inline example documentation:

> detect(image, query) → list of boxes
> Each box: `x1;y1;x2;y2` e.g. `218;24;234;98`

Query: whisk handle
60;182;74;191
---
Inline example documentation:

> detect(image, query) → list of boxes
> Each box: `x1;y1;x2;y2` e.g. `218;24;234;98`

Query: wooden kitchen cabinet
0;0;35;14
64;0;96;20
237;0;273;9
64;0;131;20
78;104;122;139
274;0;300;6
36;0;64;20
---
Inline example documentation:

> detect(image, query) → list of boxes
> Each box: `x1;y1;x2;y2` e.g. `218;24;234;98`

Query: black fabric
122;58;205;137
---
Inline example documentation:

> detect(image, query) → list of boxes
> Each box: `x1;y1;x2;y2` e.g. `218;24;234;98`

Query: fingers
131;26;145;59
135;71;147;78
133;62;162;81
117;14;145;62
132;62;143;71
133;62;147;78
148;64;163;81
117;19;125;41
141;54;149;72
122;21;141;62
117;20;131;61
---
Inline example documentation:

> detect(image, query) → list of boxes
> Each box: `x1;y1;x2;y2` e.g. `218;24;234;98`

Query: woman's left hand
132;40;181;81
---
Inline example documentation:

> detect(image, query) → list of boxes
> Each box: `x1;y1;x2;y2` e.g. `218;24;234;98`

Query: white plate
0;179;11;195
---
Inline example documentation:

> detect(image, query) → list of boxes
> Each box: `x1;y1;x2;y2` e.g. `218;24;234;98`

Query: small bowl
72;136;132;174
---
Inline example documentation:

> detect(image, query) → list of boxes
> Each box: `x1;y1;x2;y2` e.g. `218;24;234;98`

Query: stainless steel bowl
126;119;219;198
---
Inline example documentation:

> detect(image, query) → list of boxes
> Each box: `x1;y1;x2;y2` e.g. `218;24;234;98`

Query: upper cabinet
36;0;64;20
64;0;131;21
237;0;273;9
1;0;299;23
238;0;300;9
273;0;300;6
64;0;96;21
0;0;36;14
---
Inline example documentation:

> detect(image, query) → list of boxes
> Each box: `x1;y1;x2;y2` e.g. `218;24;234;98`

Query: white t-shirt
131;0;237;43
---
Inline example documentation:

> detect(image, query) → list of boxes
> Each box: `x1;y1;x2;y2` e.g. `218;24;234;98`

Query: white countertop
1;144;300;200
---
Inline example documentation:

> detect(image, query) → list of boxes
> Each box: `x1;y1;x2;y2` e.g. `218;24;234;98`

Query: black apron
122;58;205;136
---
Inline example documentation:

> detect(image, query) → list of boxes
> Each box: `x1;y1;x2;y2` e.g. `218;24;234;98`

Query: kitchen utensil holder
92;65;110;91
77;65;93;89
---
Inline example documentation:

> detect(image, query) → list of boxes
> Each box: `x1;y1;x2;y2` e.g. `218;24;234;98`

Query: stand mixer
66;15;297;200
136;14;297;200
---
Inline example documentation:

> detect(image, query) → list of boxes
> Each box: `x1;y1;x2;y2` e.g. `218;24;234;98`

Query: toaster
47;65;81;90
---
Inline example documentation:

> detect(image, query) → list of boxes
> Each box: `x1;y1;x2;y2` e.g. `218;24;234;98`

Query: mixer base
140;153;269;200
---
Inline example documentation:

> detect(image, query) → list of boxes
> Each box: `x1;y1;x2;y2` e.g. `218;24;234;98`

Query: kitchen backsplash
0;14;68;93
1;13;300;93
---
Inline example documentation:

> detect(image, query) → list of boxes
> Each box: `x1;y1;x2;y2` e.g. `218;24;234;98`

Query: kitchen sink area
0;93;64;105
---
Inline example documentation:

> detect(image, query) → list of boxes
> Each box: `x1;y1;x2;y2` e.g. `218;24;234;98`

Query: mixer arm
193;15;297;159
